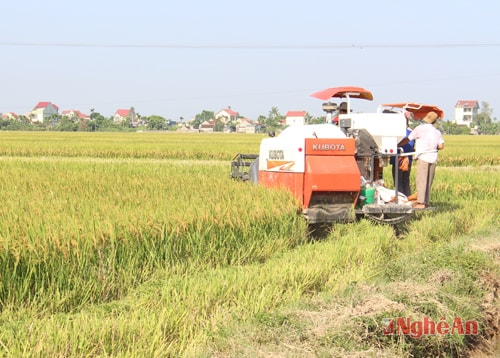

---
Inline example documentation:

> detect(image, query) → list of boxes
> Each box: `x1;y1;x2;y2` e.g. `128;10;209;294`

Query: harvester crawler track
358;204;434;225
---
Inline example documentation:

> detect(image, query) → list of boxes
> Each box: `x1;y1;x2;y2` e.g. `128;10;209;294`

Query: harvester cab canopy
379;102;445;120
310;86;407;154
310;86;374;115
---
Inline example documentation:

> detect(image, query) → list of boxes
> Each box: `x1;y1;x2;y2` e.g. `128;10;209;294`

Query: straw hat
422;111;439;124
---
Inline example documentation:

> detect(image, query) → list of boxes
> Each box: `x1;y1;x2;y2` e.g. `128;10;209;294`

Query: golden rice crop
439;135;500;166
0;132;498;165
0;131;264;160
0;152;306;312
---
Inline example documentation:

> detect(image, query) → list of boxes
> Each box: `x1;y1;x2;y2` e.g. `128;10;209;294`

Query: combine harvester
230;86;444;225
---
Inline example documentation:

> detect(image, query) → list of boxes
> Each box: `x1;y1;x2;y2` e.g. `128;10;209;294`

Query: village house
61;110;90;120
215;108;239;123
31;102;59;123
235;118;257;133
199;119;216;132
1;112;19;120
113;108;142;127
285;111;307;126
454;100;479;127
113;109;131;123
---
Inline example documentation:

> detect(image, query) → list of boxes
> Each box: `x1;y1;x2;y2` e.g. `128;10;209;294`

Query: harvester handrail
397;149;438;157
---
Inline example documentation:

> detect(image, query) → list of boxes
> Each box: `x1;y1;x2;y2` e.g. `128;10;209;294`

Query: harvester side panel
348;112;406;154
258;171;304;205
303;156;361;208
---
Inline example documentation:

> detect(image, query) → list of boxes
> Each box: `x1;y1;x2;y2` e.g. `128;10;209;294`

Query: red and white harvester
230;86;443;225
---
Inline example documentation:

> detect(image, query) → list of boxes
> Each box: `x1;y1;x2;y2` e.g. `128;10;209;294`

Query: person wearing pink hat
398;111;444;208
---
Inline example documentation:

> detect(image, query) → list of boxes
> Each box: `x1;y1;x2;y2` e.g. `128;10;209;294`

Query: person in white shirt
398;111;444;208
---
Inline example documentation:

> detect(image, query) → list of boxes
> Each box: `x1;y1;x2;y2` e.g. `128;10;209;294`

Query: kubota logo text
312;143;346;151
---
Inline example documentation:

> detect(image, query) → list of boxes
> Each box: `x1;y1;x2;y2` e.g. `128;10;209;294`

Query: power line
0;42;500;49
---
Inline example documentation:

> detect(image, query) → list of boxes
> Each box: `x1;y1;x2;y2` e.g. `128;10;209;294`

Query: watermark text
382;317;479;338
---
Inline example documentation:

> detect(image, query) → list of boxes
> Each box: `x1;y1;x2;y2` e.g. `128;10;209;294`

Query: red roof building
33;101;59;111
285;110;307;126
61;110;89;120
1;112;19;120
31;101;59;122
454;100;479;127
113;109;131;123
215;108;239;123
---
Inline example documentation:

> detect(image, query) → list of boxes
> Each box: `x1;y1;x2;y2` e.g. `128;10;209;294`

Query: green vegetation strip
205;227;499;358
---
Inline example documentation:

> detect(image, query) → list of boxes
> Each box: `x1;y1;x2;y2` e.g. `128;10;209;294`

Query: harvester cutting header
230;86;444;225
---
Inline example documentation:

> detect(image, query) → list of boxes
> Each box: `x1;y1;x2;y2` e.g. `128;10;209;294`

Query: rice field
0;131;498;356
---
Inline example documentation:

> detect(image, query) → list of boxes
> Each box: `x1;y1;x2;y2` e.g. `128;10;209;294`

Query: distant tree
254;115;266;133
480;121;499;135
214;117;226;132
56;116;78;131
90;112;116;131
257;115;266;124
78;119;91;132
146;115;168;130
309;115;327;124
0;119;10;129
18;115;31;124
129;106;138;126
0;119;32;131
474;102;498;134
43;114;60;128
439;121;470;135
121;117;132;128
264;106;284;130
473;102;492;127
193;110;215;129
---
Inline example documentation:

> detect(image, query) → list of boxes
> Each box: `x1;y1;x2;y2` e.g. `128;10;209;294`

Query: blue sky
1;0;499;122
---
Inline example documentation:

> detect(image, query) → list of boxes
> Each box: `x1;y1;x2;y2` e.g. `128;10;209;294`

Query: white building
215;108;239;123
454;100;479;127
61;110;90;120
31;102;59;122
285;111;307;126
235;118;257;133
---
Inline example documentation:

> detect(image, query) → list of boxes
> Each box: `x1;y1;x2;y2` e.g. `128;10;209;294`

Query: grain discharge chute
230;86;442;225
